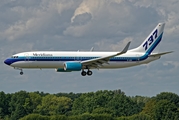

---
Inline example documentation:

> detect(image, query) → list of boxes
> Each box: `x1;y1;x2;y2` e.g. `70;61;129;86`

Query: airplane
4;23;173;76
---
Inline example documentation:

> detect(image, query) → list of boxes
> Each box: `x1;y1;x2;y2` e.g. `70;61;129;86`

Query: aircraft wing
149;51;173;57
81;42;131;68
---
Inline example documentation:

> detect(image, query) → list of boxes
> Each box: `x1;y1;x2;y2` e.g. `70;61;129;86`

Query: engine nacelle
56;68;72;72
64;62;82;71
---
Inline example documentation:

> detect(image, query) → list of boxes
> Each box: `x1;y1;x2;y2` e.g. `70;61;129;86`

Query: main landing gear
81;70;93;76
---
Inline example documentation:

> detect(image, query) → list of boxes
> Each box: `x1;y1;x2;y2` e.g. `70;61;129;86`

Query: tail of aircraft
130;23;165;55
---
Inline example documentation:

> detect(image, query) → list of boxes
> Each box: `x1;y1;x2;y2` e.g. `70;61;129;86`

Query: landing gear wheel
81;71;86;76
87;70;92;76
20;71;23;75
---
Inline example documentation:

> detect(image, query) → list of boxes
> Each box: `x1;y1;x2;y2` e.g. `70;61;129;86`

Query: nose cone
4;59;12;66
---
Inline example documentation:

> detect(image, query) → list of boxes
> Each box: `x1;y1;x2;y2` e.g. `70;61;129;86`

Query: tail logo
143;29;158;51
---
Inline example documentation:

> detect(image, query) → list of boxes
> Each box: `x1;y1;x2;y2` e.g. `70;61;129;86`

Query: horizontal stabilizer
149;51;173;57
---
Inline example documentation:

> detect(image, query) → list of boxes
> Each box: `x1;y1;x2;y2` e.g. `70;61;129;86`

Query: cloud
163;61;179;69
71;0;94;23
94;37;133;51
0;0;79;41
0;0;179;96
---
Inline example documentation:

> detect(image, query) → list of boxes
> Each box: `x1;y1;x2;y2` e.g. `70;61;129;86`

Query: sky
0;0;179;97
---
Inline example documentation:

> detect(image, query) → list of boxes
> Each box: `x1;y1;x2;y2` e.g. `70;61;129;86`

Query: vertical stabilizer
130;23;165;54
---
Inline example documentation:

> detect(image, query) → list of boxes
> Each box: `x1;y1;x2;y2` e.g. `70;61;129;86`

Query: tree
80;113;94;120
72;90;140;117
130;96;150;111
92;107;114;115
117;113;151;120
9;91;30;120
55;92;82;101
36;95;72;115
142;99;157;118
56;96;73;115
155;92;179;107
92;114;114;120
0;91;11;118
107;94;141;117
28;92;42;113
153;100;179;120
20;114;49;120
72;90;115;115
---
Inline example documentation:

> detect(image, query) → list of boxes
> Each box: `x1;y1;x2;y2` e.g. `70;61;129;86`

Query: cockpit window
11;56;18;58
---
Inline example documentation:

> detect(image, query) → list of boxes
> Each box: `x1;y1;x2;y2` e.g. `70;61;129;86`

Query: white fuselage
9;51;159;69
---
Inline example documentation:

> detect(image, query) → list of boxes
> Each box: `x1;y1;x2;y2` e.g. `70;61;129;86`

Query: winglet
117;41;131;55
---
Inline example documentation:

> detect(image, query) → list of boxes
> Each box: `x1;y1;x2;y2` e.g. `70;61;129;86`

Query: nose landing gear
20;71;23;75
20;69;23;75
14;67;24;75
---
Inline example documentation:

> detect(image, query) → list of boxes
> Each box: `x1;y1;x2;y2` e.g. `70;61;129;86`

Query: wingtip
116;41;131;55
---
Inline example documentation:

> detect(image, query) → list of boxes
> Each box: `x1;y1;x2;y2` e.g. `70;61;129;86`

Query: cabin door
24;53;30;67
24;53;29;61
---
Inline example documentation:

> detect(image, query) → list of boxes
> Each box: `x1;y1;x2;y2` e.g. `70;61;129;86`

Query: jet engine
64;62;82;71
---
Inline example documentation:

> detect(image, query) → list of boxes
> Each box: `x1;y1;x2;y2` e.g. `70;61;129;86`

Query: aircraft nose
4;59;12;65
